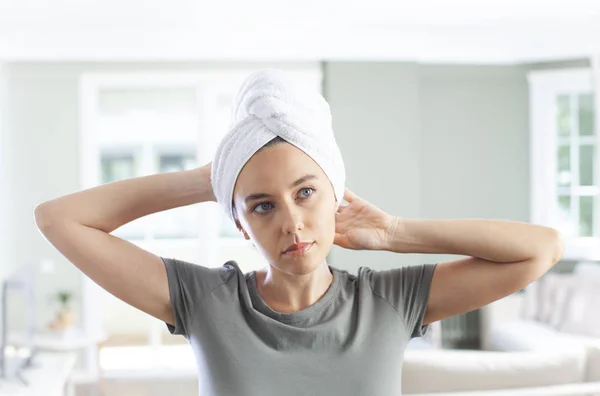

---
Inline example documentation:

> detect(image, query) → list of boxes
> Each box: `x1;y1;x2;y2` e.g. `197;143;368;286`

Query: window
78;67;323;374
529;61;600;260
95;86;201;242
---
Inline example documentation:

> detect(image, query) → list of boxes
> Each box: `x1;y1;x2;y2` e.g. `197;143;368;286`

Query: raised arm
332;187;564;327
34;163;215;327
384;217;564;325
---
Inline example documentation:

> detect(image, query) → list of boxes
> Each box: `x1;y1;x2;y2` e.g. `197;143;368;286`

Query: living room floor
76;378;198;396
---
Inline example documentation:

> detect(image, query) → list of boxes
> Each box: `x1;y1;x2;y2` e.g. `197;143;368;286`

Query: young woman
34;69;564;395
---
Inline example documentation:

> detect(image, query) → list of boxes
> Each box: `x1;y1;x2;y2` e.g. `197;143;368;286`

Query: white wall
326;62;529;274
325;63;425;272
418;64;529;221
0;62;18;337
2;63;85;332
0;62;6;334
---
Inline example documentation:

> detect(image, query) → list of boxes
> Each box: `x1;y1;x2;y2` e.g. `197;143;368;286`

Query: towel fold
211;68;346;223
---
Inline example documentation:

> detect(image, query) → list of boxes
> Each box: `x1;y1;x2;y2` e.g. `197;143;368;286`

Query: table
8;328;109;392
15;328;108;352
0;352;77;396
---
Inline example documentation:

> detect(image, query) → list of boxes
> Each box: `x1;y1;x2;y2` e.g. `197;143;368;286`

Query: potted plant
48;290;76;331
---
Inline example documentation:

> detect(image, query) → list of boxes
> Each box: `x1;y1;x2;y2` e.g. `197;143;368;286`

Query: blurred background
1;1;600;395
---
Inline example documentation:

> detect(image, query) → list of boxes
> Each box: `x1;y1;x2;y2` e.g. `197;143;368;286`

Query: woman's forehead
234;146;326;196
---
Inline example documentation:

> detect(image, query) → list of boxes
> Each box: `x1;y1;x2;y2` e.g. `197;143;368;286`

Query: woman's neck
255;261;333;313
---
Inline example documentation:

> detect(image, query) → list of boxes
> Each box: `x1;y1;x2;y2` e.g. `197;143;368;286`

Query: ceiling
0;0;599;63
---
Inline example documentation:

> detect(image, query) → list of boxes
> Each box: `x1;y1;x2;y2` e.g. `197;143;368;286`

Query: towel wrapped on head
210;68;346;223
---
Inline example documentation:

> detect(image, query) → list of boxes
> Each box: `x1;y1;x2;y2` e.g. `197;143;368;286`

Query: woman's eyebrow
244;174;318;205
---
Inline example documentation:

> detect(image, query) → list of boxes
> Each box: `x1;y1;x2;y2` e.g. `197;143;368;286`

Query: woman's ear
232;202;249;240
241;229;251;240
235;220;251;240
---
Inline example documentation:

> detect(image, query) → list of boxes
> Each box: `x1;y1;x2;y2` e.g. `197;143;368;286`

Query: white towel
211;68;346;223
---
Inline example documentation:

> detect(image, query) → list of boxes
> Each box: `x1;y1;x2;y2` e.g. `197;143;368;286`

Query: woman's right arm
33;163;216;327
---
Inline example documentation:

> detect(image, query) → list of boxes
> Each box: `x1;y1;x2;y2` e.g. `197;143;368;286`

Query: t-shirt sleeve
161;257;234;338
365;263;437;339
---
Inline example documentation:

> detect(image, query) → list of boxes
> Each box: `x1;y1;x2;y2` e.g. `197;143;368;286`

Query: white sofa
481;291;600;353
401;347;600;395
399;262;600;395
480;262;600;353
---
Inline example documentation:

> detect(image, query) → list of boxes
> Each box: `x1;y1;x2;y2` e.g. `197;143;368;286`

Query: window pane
558;195;571;216
579;144;595;186
100;152;147;239
557;95;571;137
153;206;200;239
154;153;199;239
557;196;577;238
557;145;571;187
578;93;595;137
158;154;197;173
579;195;594;237
101;154;136;183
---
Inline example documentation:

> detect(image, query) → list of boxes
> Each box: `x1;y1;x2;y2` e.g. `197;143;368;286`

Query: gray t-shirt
162;257;437;396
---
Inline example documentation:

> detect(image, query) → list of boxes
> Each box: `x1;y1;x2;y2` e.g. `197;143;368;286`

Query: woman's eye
253;188;314;214
299;187;314;198
254;203;272;214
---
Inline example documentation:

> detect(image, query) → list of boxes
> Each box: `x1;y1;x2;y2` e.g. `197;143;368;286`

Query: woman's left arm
383;218;565;325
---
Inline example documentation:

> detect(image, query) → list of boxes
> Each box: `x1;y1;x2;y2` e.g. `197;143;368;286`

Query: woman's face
232;142;337;275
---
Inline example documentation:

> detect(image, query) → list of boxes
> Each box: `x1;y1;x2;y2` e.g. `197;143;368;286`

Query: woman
34;69;564;395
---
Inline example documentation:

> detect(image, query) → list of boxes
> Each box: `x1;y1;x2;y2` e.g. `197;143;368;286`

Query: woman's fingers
343;187;359;203
336;202;350;213
337;187;359;213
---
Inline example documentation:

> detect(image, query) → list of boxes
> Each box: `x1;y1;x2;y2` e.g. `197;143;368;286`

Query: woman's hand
333;188;397;251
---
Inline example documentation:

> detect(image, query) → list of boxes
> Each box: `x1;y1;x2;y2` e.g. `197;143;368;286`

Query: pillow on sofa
519;281;539;321
401;348;587;394
520;272;576;329
531;272;576;329
561;274;600;338
518;273;574;325
574;262;600;277
587;345;600;382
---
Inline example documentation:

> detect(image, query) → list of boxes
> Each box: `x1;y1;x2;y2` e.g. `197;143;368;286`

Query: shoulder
359;264;438;294
161;257;240;290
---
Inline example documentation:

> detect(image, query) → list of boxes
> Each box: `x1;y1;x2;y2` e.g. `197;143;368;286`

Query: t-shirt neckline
247;266;341;324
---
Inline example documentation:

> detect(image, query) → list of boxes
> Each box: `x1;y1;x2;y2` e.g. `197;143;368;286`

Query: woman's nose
281;206;304;234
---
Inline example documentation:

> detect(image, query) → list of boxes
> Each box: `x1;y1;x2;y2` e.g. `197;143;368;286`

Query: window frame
528;59;600;261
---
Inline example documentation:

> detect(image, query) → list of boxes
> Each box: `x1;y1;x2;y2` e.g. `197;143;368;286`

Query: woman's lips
283;242;314;257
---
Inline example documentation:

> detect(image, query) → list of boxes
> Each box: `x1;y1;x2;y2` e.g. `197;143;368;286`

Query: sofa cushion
574;262;600;277
486;320;587;351
536;273;576;329
561;275;600;338
587;345;600;382
519;282;539;321
402;348;587;394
